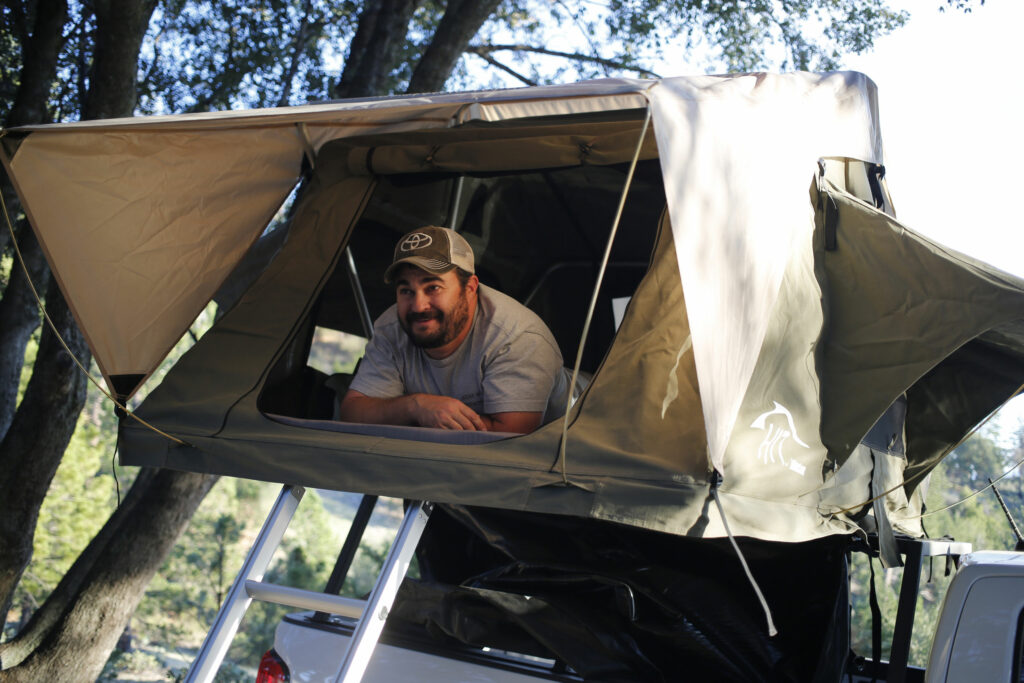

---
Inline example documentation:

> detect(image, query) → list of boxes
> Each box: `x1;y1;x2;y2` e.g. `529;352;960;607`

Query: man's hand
408;394;487;431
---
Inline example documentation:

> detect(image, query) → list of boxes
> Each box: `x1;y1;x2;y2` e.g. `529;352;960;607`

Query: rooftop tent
3;73;1024;544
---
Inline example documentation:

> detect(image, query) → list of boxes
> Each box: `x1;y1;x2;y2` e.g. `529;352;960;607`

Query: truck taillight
256;648;290;683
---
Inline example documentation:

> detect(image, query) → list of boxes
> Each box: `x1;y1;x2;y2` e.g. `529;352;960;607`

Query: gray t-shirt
350;284;567;419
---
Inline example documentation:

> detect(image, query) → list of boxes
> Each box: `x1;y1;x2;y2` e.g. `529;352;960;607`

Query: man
338;226;567;434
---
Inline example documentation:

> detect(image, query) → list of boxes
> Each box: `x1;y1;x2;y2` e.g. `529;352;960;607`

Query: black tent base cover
383;505;850;683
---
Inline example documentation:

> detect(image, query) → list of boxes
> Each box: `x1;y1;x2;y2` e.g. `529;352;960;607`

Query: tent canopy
3;72;1022;542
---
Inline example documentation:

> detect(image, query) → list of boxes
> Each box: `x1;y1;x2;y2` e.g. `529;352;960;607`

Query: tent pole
447;175;465;229
556;107;652;483
345;247;374;339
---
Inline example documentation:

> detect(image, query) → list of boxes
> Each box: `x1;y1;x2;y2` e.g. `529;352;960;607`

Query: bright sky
844;1;1024;436
844;1;1023;279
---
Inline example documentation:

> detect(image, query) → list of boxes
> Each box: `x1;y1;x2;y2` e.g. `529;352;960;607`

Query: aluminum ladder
184;485;431;683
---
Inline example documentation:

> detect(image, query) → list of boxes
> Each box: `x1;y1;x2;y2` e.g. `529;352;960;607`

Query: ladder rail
334;500;432;683
185;487;430;683
186;484;306;683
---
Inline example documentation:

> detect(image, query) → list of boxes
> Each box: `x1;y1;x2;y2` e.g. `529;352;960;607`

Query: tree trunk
7;0;69;128
84;0;158;120
0;0;156;648
0;0;68;434
0;469;218;682
2;0;502;674
0;226;48;442
0;469;157;667
0;279;90;626
406;0;503;95
333;0;422;99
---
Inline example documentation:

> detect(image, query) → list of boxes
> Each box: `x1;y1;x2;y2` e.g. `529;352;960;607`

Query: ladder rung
245;580;365;619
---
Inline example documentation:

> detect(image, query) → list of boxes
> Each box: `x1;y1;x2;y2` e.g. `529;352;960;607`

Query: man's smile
407;311;441;326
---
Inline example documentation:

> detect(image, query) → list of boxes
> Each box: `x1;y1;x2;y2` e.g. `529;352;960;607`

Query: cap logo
400;233;433;252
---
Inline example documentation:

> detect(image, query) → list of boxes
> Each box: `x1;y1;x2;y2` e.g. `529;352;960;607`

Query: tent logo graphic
750;402;809;476
400;233;433;251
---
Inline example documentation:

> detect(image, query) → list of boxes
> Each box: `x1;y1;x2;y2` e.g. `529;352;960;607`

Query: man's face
395;266;477;353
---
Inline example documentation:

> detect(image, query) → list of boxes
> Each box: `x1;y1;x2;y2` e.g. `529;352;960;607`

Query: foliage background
848;419;1024;666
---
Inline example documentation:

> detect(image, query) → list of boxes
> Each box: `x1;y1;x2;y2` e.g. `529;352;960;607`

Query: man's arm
338;390;540;433
338;389;488;431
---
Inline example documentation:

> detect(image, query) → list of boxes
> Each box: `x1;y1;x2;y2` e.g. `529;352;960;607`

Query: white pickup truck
253;505;1024;683
924;551;1024;682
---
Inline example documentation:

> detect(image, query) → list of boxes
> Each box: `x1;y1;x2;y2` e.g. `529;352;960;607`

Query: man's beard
401;290;471;349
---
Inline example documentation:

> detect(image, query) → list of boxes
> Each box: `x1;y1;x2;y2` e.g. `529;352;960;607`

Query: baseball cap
384;226;475;283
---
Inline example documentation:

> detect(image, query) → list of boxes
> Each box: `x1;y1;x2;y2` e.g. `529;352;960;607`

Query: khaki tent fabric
4;128;301;392
117;150;1024;542
121;201;733;537
2;74;874;400
812;177;1024;532
0;81;651;396
648;72;882;476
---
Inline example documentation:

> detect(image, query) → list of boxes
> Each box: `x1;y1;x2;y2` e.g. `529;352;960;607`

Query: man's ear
466;274;480;295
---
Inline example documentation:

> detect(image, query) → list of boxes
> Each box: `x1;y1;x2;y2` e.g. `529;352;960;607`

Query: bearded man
338;226;567;434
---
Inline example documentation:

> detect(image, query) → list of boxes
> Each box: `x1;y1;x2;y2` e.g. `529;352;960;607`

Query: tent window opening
257;159;665;435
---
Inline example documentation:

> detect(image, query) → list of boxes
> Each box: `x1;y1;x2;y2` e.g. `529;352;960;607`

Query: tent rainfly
3;72;1023;546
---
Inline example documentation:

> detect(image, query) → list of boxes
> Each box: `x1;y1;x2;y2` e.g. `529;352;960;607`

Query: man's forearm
338;390;488;430
338;391;419;426
484;411;542;434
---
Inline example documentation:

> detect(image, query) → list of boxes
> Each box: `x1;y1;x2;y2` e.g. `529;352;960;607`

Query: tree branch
406;0;503;95
467;51;536;87
277;0;321;107
334;0;422;99
0;278;90;627
138;21;166;99
6;0;68;126
552;0;607;76
467;43;661;79
0;468;158;667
